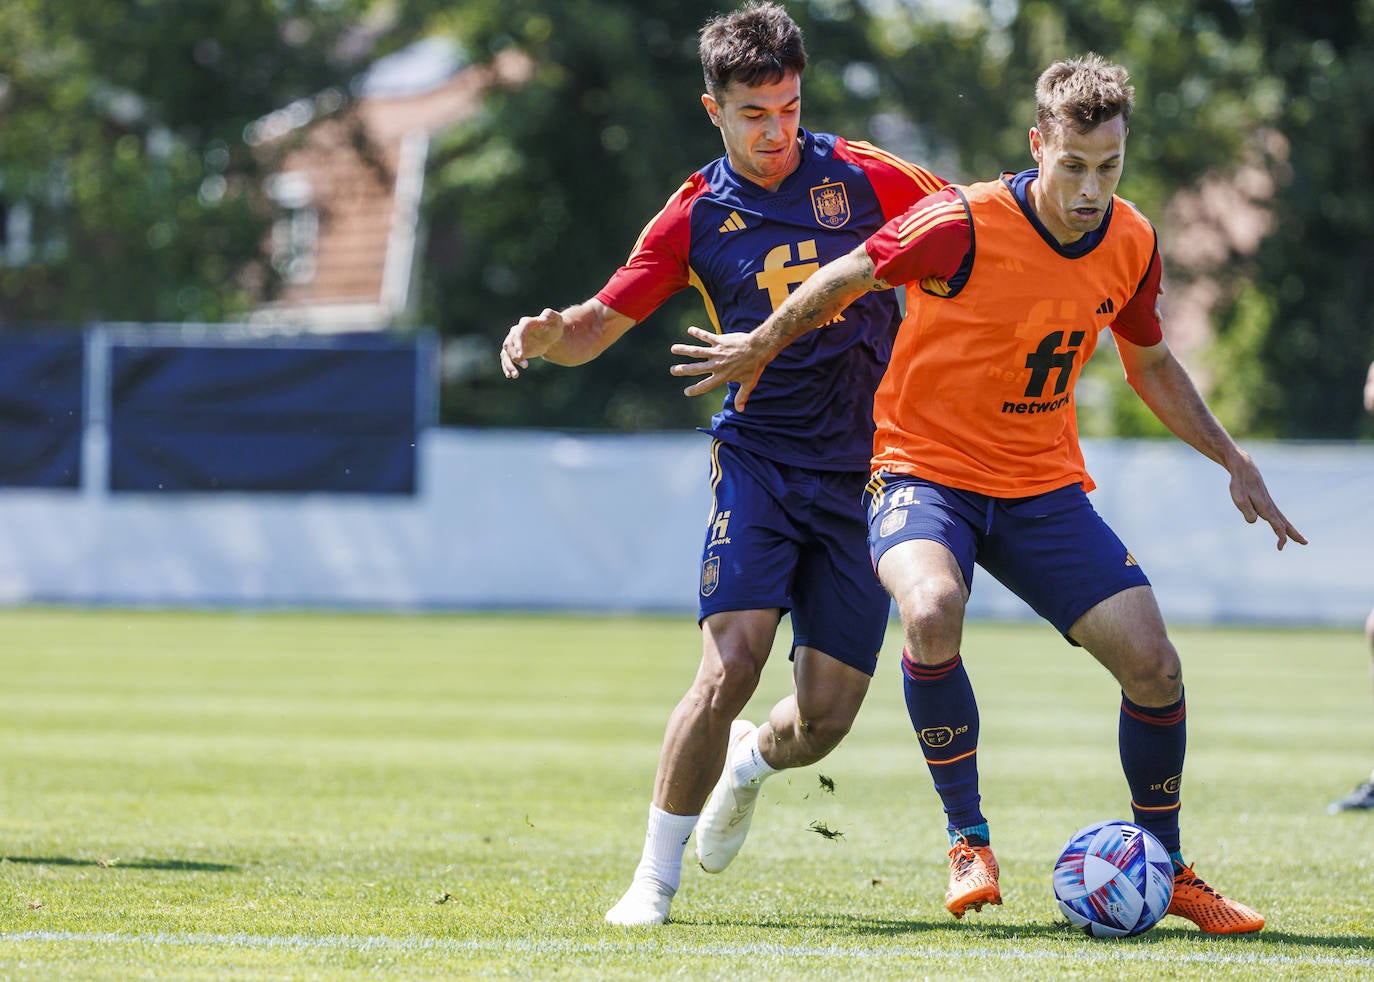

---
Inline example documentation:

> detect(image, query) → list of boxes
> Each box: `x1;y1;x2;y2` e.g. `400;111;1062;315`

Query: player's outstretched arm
500;300;636;378
1119;336;1307;550
668;244;882;409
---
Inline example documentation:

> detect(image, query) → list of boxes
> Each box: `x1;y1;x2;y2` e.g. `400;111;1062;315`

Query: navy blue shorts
863;474;1150;641
698;440;889;676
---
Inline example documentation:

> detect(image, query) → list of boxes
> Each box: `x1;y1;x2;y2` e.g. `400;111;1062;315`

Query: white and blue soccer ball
1052;819;1174;938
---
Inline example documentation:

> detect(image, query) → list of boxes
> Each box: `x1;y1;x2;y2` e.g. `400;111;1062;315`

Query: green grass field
0;608;1371;980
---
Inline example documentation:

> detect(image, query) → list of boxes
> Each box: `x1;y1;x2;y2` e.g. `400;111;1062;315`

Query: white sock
729;727;779;789
632;804;697;893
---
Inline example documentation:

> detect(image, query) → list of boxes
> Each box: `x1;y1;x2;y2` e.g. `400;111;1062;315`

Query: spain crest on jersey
700;556;720;597
810;181;850;228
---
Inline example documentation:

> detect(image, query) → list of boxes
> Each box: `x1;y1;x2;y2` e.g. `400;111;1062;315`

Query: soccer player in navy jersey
499;2;945;926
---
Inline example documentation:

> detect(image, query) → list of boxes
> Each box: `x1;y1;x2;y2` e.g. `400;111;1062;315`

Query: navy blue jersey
597;130;944;471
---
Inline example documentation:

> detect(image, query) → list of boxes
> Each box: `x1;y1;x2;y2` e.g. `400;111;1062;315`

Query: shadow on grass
679;914;1069;939
674;914;1374;955
1;855;238;872
1150;923;1374;953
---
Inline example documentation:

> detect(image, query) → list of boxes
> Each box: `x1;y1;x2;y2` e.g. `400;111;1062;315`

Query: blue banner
108;336;426;493
0;333;84;488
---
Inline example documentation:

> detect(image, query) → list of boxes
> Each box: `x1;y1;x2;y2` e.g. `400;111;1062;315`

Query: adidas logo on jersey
1096;298;1116;315
718;211;747;233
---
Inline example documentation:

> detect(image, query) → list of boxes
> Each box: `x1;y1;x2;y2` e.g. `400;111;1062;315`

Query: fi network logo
1001;329;1086;416
753;240;847;323
1024;330;1086;398
708;509;732;548
754;241;820;308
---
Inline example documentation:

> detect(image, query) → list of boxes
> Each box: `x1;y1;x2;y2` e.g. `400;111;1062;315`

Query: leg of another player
880;539;999;917
1363;605;1374;797
695;646;869;873
1368;604;1374;686
1329;607;1374;813
1071;585;1264;934
1368;603;1374;776
605;607;778;926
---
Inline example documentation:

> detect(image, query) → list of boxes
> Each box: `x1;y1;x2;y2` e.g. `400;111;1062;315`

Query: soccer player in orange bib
672;53;1306;934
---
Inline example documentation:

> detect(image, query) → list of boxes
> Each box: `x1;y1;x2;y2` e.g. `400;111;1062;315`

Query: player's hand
669;327;768;410
500;308;566;379
1227;450;1307;550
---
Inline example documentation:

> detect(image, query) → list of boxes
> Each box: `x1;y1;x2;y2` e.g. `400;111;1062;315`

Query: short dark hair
1035;53;1134;139
699;2;807;97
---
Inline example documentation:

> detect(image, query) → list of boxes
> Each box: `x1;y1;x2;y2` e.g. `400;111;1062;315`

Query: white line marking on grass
2;931;1372;970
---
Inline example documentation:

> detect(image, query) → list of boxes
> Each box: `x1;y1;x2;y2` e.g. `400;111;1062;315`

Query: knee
894;578;964;659
1119;641;1183;705
793;709;853;755
693;648;764;714
1365;607;1374;650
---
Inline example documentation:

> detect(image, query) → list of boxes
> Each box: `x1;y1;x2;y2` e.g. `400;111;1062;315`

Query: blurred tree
1247;0;1374;438
0;0;400;324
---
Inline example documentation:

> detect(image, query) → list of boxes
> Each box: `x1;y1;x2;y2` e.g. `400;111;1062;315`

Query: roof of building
250;41;531;330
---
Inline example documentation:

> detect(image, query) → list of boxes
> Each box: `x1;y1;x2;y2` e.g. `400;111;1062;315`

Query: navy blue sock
1119;690;1185;854
903;650;984;834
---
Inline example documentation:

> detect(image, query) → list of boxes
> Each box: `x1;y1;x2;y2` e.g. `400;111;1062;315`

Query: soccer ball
1052;820;1174;938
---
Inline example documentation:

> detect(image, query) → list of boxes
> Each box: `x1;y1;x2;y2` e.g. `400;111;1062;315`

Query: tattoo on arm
770;274;858;347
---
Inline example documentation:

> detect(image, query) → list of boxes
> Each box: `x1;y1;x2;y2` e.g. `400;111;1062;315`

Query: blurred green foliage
0;0;383;322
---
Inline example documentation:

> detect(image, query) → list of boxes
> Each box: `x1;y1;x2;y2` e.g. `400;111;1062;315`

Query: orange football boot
1166;863;1265;934
945;835;1001;918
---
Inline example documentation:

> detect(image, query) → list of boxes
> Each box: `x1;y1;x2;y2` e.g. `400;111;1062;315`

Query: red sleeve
833;138;948;221
1111;249;1164;346
864;187;972;287
593;176;701;323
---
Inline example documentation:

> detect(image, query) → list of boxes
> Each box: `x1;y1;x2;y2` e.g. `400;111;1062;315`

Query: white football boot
695;719;762;873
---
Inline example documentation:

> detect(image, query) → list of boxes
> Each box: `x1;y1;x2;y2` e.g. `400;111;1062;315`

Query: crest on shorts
701;556;721;597
810;181;850;228
879;507;908;538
